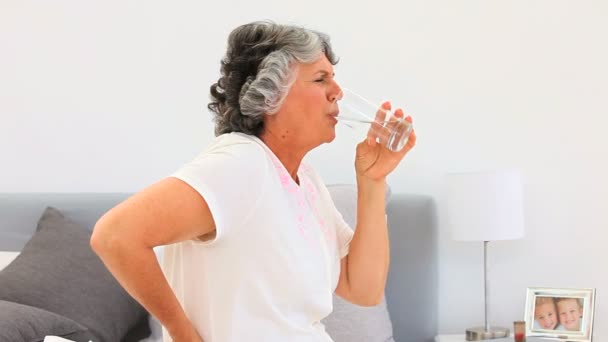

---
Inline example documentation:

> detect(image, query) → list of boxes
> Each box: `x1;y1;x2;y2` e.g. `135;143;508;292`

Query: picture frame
525;287;596;341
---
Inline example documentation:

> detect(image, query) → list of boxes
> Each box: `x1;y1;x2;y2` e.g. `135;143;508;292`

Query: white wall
2;0;607;338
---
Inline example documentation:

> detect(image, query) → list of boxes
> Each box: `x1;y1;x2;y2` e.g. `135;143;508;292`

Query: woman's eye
315;78;325;83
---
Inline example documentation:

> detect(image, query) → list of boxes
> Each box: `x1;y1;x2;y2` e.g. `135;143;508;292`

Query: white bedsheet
0;251;19;270
43;337;79;342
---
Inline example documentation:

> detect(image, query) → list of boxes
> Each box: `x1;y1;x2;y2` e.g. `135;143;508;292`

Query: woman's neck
259;130;307;184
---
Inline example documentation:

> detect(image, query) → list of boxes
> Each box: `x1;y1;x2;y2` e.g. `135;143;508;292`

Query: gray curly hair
208;21;339;136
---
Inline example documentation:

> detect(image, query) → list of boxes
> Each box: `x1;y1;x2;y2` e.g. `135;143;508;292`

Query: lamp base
465;327;510;341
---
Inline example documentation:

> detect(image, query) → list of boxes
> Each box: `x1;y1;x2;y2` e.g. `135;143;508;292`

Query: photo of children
526;287;594;342
533;296;584;331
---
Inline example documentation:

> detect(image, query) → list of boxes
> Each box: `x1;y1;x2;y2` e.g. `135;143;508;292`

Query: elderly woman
91;21;416;342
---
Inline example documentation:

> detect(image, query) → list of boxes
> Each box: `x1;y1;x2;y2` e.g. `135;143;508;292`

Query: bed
0;184;437;341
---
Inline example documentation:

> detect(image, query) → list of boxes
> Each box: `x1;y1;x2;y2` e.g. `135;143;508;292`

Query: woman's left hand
354;102;417;181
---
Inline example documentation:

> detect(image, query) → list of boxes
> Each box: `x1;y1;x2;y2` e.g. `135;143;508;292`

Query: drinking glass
335;87;413;152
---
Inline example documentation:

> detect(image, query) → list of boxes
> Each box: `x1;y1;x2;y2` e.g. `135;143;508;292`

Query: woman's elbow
90;216;120;256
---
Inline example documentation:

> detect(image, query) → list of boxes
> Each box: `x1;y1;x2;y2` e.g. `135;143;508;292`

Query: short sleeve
333;206;354;258
170;135;268;243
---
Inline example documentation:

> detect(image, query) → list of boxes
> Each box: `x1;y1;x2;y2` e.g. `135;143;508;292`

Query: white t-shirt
161;132;354;342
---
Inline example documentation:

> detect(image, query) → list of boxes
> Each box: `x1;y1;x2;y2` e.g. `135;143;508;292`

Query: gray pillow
323;184;395;342
0;207;149;342
0;300;95;342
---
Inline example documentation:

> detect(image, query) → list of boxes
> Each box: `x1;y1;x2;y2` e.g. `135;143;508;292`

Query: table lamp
446;169;525;341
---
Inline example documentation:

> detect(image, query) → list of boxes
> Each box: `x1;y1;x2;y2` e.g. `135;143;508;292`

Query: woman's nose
331;91;343;103
330;80;343;103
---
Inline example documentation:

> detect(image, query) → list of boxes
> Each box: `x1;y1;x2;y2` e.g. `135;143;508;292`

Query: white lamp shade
447;169;525;241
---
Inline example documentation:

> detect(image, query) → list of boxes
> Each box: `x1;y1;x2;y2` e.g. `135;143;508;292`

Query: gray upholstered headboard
0;193;129;250
0;191;438;341
386;193;438;341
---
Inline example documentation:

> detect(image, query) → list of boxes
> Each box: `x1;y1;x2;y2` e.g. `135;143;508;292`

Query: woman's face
557;299;583;331
265;54;341;151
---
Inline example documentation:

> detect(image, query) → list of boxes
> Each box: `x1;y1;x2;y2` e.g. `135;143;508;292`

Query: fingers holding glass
367;106;412;152
367;101;390;146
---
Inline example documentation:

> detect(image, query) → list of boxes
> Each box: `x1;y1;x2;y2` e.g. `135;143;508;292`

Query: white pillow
0;251;19;271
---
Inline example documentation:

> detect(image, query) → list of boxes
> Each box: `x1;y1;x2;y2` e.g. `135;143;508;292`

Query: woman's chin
324;130;337;143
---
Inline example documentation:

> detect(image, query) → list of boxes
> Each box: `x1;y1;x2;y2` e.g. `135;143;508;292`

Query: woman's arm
335;177;389;306
90;177;214;341
335;107;416;306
